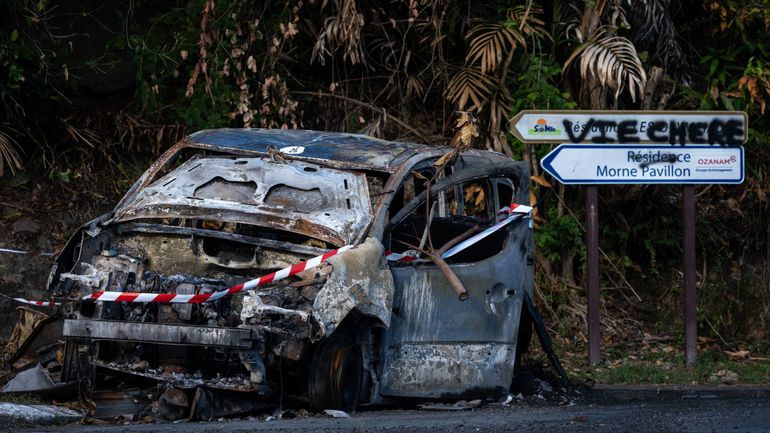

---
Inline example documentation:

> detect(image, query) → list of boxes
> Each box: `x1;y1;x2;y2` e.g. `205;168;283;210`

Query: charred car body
50;129;534;411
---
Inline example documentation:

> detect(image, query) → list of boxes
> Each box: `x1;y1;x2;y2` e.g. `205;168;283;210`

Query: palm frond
605;0;630;31
405;74;425;98
466;23;525;75
446;66;495;111
465;5;547;74
508;4;547;38
0;129;23;177
629;0;673;43
311;0;366;65
64;124;100;149
627;0;682;70
560;2;584;42
563;30;647;102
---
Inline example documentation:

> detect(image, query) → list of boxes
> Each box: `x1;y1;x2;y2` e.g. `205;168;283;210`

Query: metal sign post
513;110;747;366
585;186;601;365
683;186;698;365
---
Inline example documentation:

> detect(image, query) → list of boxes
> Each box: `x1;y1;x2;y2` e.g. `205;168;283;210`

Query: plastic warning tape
3;204;532;306
0;248;55;257
443;203;531;259
11;298;62;306
384;250;423;263
0;292;65;306
87;245;354;304
0;246;353;307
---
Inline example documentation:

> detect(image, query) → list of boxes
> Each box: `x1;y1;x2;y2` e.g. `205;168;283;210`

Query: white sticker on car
280;145;305;155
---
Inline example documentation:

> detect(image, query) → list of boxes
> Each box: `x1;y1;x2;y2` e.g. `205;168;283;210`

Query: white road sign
511;110;748;145
540;145;744;185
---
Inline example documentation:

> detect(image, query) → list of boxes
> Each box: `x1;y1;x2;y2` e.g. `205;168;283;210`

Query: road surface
17;387;770;433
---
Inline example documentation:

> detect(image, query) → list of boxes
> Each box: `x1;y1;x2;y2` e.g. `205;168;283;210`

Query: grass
525;345;770;385
591;355;770;385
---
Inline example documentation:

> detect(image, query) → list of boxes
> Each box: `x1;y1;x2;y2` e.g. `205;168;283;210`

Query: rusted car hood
108;155;373;246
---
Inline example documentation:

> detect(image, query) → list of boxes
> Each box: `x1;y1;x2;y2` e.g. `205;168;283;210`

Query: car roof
187;128;439;171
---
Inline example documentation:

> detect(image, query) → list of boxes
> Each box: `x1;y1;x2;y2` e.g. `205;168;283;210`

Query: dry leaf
433;149;458;168
756;186;767;202
411;171;429;181
725;350;750;360
453;112;479;148
530;175;552;188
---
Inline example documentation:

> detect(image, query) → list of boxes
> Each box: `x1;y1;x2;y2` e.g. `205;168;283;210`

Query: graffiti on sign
562;119;745;145
510;110;748;145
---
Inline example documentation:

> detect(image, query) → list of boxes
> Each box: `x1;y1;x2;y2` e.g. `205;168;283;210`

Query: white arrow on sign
540;144;744;185
510;110;748;145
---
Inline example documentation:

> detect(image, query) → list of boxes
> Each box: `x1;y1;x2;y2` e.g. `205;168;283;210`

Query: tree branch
292;91;432;143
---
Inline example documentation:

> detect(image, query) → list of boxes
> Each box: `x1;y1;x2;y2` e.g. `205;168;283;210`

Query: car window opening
387;177;514;264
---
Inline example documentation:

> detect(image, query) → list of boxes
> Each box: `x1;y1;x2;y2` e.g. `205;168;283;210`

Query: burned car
49;129;534;412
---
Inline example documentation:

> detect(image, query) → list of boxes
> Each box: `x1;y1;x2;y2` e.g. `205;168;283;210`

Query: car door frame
371;157;534;399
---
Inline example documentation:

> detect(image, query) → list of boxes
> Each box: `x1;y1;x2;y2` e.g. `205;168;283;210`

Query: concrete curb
0;402;83;426
594;384;770;401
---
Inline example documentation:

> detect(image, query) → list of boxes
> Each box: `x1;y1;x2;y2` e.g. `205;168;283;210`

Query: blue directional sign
540;145;744;185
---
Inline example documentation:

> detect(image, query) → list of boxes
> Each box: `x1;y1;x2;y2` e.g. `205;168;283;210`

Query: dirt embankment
0;177;118;340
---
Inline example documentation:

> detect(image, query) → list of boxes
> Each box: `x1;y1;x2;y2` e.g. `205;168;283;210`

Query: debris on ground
2;307;64;376
0;402;83;426
418;399;482;411
1;363;54;392
709;369;739;385
156;388;190;421
323;409;350;418
1;307;72;400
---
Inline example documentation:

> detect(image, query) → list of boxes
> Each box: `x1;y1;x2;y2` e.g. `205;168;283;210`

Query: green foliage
535;207;585;265
510;54;576;113
47;168;76;183
701;48;743;88
121;0;298;130
507;54;575;158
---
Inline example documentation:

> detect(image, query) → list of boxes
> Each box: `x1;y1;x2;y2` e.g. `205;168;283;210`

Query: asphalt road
16;388;770;433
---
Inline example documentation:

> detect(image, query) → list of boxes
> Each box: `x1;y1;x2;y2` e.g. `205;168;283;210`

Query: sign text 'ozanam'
511;110;748;145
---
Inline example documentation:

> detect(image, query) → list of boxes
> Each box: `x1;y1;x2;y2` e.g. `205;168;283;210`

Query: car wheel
308;338;363;412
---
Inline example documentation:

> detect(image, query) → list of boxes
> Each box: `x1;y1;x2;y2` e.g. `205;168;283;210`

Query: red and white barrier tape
0;245;352;307
384;250;423;263
87;245;353;304
0;292;64;306
12;298;62;306
0;248;55;257
2;203;531;306
386;203;533;262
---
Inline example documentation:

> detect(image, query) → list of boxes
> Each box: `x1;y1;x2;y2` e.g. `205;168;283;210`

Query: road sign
540;144;744;184
510;110;748;145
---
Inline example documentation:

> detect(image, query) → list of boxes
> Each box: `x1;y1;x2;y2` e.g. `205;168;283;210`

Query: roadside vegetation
0;0;769;380
549;346;770;385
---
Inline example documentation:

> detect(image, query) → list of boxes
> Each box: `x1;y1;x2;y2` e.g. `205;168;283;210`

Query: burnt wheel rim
308;340;362;412
332;344;362;412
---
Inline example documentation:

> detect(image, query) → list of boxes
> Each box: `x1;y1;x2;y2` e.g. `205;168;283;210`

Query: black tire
308;339;363;412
